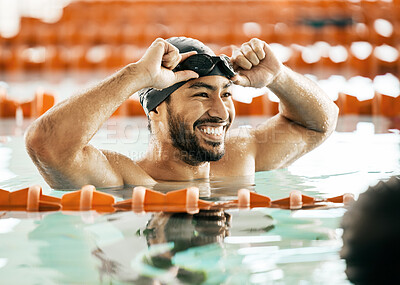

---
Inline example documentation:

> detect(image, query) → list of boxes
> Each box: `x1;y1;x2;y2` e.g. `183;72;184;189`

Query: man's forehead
183;76;233;91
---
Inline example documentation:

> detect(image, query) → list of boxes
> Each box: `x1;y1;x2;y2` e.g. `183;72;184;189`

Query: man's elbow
25;121;54;164
324;103;339;135
311;102;339;134
304;103;338;147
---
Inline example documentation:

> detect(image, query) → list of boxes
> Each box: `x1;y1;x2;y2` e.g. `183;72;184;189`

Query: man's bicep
34;145;124;189
252;115;325;171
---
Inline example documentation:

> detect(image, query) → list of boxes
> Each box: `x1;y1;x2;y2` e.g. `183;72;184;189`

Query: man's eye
194;93;209;98
222;92;232;98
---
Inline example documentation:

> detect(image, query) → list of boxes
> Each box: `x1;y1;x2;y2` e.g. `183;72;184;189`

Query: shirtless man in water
25;37;338;189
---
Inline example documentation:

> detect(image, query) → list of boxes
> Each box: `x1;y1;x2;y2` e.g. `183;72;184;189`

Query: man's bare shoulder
101;150;156;186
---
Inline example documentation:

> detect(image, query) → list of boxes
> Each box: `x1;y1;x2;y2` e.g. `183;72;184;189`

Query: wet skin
25;38;338;189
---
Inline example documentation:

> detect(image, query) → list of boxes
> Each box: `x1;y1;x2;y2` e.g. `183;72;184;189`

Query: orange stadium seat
44;46;67;71
1;0;399;81
263;96;280;116
0;89;54;118
20;46;47;72
0;93;16;118
25;90;55;117
290;25;315;46
8;17;37;45
233;94;279;117
373;45;399;76
1;46;23;73
348;50;376;78
337;92;372;115
373;92;400;117
56;22;77;45
103;45;124;70
34;22;58;45
233;96;264;116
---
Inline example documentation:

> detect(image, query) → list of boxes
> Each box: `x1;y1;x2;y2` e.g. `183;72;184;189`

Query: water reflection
0;116;399;284
140;210;231;284
81;207;347;284
0;203;349;284
91;209;276;284
101;175;255;201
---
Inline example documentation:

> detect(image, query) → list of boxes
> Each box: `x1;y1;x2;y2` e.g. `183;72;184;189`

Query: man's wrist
267;65;290;91
123;63;152;91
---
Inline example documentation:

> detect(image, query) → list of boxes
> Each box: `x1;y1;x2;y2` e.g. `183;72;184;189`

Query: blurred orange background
0;0;399;118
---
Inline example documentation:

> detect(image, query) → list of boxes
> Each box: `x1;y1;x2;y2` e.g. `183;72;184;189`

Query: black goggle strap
217;55;236;77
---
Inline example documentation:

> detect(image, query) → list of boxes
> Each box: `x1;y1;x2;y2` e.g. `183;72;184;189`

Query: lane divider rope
0;185;355;213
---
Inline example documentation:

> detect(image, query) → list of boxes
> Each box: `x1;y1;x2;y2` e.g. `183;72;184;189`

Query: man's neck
137;141;210;181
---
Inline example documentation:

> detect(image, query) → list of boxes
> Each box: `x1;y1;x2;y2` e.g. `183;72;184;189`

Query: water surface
0;116;399;284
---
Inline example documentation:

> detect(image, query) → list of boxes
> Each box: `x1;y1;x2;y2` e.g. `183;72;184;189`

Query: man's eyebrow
188;81;233;91
188;82;217;91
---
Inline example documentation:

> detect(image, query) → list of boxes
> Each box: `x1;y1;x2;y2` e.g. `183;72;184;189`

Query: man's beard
167;110;229;166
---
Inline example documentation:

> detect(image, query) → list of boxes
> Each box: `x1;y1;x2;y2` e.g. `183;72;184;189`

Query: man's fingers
249;39;266;60
174;70;199;83
162;53;181;69
232;49;252;70
162;50;197;70
162;45;181;69
241;43;260;66
180;51;197;62
231;74;250;87
231;39;267;70
143;38;166;64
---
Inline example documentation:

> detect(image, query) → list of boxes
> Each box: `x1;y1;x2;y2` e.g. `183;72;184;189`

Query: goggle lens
176;54;235;78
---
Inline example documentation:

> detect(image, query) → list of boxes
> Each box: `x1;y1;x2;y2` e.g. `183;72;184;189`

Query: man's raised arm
25;38;198;189
227;38;339;172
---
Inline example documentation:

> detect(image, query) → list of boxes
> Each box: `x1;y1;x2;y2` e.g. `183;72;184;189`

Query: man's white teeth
200;126;224;136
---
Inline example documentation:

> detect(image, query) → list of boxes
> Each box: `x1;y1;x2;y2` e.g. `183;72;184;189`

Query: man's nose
208;96;229;121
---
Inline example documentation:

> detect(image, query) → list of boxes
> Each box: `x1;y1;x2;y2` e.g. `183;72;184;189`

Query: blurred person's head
145;210;231;254
139;37;235;166
341;176;400;284
143;210;231;283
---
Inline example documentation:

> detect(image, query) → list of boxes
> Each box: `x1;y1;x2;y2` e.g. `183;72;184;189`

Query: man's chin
204;140;222;148
181;146;225;165
200;146;225;162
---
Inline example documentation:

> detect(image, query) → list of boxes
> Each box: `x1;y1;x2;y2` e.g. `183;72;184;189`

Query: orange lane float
270;190;355;210
0;185;355;213
237;188;272;208
0;185;61;211
113;186;213;214
61;185;115;212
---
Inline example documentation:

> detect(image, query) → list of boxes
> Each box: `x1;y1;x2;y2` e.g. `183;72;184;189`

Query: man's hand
231;38;284;88
136;38;199;90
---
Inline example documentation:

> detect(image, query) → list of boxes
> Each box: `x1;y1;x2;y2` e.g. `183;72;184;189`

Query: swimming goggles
175;54;236;78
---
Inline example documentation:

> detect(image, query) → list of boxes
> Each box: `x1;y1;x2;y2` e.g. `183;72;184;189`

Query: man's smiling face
164;76;235;165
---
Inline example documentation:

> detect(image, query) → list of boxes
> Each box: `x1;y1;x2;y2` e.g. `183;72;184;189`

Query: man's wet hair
341;176;400;284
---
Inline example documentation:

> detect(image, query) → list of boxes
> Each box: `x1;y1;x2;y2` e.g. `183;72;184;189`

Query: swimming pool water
0;116;399;284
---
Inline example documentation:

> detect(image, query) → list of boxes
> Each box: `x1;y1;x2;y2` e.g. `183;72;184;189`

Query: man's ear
149;105;162;121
